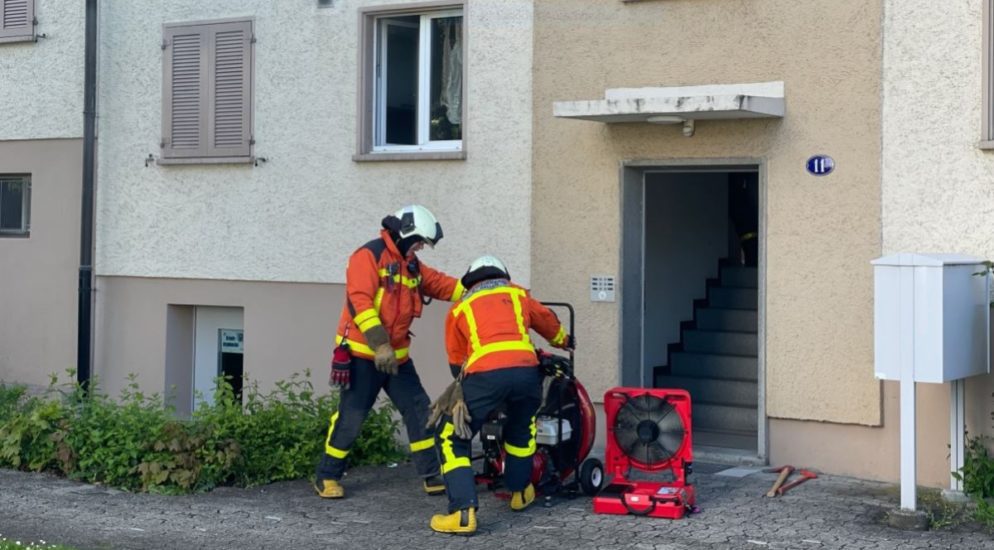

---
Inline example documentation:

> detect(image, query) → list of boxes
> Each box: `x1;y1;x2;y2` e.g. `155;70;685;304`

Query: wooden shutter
161;19;253;161
162;25;208;159
206;20;252;158
0;0;35;42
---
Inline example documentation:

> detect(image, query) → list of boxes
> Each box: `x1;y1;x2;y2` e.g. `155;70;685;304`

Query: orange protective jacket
445;281;569;375
336;230;464;361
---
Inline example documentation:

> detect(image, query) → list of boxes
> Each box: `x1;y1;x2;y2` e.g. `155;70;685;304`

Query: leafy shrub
0;370;405;493
954;409;994;528
0;383;26;423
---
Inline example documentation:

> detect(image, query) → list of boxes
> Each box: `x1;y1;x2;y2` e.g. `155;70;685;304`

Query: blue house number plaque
806;154;835;176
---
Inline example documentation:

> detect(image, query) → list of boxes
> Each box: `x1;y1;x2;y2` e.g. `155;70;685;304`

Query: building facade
880;0;994;480
4;0;992;487
0;0;84;390
528;0;938;484
92;0;535;412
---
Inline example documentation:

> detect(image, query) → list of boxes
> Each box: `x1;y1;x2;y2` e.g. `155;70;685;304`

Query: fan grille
613;394;686;467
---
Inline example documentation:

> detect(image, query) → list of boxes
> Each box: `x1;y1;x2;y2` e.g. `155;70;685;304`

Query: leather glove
565;334;576;350
363;325;398;375
427;380;459;429
373;343;398;375
330;360;351;390
426;379;472;440
451;387;473;440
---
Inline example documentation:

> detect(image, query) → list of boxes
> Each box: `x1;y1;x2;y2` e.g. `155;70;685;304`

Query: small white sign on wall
220;329;244;354
590;275;616;302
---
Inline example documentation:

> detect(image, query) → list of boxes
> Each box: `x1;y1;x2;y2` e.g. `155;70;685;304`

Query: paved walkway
1;462;991;550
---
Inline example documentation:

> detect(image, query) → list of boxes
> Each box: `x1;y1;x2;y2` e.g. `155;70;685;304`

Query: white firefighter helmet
461;255;511;289
394;204;443;247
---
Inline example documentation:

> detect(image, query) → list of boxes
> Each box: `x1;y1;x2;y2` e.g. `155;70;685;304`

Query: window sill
157;156;254;166
353;151;466;162
0;35;35;45
0;232;30;238
978;141;994;150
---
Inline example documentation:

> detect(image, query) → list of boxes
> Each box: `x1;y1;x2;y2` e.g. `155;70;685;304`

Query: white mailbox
873;253;989;383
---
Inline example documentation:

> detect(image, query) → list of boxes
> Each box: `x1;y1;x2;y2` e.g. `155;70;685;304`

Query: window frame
983;0;994;148
356;1;467;161
0;174;31;238
0;0;36;45
159;17;255;165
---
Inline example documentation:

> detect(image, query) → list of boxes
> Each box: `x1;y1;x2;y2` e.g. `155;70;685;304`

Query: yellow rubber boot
430;508;476;535
510;484;535;511
315;479;345;499
423;475;445;495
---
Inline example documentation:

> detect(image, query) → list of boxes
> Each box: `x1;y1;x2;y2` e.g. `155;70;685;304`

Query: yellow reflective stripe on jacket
439;422;471;474
336;335;409;360
374;288;384;310
410;437;435;453
453;286;527;317
324;412;349;459
353;309;382;332
376;269;421;289
504;415;537;457
454;287;534;370
450;281;465;301
466;341;536;368
550;325;567;347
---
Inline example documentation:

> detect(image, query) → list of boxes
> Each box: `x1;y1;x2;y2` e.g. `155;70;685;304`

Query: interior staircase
654;260;758;452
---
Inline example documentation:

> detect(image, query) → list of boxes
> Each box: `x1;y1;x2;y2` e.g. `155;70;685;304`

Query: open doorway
621;162;764;458
193;306;244;410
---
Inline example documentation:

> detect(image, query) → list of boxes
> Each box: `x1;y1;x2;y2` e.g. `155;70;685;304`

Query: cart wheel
579;458;604;496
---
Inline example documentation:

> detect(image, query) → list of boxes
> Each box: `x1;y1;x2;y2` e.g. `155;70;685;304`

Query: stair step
683;330;757;356
696;307;757;332
691;402;758;433
669;352;758;380
657;375;757;408
708;287;757;310
692;428;757;452
720;266;758;288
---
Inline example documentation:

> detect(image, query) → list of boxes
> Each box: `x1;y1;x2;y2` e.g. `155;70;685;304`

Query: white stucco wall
0;0;84;140
882;0;994;443
882;0;994;254
95;0;533;285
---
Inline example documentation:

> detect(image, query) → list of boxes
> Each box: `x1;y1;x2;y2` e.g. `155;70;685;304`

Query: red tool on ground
764;465;794;497
776;469;817;495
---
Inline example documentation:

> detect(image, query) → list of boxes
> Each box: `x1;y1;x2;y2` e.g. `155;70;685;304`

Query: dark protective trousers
316;357;438;481
436;366;542;513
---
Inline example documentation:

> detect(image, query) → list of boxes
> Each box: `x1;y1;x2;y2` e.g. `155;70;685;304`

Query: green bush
955;430;994;528
0;371;405;494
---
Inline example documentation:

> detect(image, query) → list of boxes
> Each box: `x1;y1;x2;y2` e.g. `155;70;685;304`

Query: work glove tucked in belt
363;325;398;375
427;377;473;440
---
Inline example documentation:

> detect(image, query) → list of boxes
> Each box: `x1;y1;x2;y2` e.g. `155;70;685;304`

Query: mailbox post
872;254;990;511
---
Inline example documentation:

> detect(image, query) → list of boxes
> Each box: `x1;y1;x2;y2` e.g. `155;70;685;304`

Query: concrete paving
0;462;991;550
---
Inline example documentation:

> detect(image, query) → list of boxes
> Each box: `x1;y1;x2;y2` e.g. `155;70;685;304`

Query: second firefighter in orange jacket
430;255;572;535
317;205;464;500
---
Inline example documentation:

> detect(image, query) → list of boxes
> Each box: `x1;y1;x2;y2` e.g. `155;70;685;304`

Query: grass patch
918;488;969;530
0;537;77;550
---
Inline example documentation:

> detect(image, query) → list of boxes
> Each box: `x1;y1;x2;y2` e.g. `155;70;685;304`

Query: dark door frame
618;158;767;460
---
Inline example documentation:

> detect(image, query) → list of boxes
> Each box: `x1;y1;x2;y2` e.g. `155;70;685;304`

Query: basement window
0;174;30;237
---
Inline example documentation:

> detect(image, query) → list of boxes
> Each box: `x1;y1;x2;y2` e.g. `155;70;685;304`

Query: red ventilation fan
592;387;696;519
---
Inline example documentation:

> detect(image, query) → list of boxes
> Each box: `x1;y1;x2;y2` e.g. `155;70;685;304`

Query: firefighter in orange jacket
316;205;464;499
430;255;573;535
